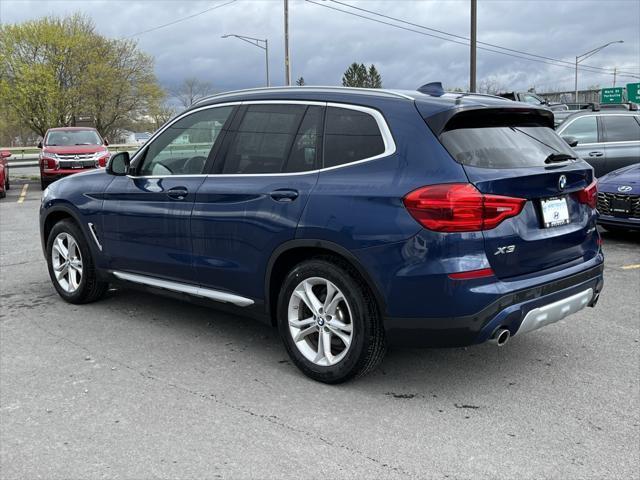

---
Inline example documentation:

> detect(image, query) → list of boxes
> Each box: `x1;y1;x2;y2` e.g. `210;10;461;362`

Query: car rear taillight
403;183;526;232
576;180;597;209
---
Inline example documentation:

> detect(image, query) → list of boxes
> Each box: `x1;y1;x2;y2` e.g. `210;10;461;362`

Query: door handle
269;189;299;202
588;151;603;157
167;187;188;200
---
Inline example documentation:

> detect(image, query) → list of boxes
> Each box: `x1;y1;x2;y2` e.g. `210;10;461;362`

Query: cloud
2;0;639;94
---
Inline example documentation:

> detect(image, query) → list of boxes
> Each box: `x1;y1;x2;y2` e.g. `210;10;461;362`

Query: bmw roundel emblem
618;185;632;193
558;175;567;191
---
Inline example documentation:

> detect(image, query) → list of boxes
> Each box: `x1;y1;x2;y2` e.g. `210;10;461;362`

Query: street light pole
574;40;624;103
284;0;291;86
221;34;270;87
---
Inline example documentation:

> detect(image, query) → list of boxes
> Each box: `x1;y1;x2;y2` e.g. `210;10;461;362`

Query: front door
101;105;236;283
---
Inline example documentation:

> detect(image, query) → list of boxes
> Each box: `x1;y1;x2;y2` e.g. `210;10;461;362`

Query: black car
556;109;640;177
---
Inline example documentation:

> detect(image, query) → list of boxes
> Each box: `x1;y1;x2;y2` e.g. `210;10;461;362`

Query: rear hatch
429;107;598;279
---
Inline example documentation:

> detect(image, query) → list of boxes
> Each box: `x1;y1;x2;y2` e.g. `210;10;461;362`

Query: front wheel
46;219;108;304
4;167;9;190
277;257;386;383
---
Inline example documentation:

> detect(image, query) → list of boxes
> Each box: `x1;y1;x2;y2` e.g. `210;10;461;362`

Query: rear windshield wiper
545;153;577;164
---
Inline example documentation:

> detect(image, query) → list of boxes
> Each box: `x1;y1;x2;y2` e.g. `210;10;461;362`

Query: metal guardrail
3;144;141;163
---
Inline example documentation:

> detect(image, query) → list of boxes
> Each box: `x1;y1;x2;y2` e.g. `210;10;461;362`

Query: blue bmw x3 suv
40;86;604;383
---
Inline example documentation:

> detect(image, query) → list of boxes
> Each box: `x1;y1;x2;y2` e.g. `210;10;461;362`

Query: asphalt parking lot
1;178;639;480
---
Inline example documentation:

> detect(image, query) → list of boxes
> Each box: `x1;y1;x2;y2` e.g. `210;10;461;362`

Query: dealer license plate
541;196;570;228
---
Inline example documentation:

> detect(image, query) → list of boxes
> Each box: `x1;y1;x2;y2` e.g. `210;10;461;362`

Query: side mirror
104;139;109;146
106;152;130;176
0;150;11;159
562;136;579;147
37;141;43;149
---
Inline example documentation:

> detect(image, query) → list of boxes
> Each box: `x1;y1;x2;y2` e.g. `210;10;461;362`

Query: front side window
323;107;385;168
601;115;640;142
523;94;543;105
221;104;322;174
46;130;102;146
561;116;599;144
139;106;233;176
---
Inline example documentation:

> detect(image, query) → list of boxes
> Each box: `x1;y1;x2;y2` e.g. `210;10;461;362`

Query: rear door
558;114;608;176
601;114;640;175
191;102;323;301
437;109;598;279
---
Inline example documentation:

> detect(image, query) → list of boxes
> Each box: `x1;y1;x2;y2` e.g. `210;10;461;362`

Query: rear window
439;126;577;168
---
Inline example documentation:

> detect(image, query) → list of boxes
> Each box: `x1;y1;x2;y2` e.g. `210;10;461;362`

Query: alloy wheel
287;277;354;366
51;232;83;293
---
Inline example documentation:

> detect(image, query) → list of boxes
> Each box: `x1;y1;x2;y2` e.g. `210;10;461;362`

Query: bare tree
171;77;215;108
477;76;506;95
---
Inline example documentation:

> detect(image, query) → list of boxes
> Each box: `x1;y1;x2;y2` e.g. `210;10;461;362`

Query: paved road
1;179;639;479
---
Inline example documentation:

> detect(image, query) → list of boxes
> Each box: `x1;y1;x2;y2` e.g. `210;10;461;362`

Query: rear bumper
384;260;604;347
598;214;640;231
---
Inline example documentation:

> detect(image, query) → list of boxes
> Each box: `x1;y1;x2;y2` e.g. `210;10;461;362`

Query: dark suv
40;87;604;383
557;109;640;177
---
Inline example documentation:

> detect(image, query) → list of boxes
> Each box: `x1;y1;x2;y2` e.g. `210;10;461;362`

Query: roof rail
193;85;414;105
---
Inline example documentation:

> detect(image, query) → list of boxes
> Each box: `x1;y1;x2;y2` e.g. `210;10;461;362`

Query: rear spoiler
420;105;555;135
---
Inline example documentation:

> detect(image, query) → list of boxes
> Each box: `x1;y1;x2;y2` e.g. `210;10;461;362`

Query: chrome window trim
112;271;254;307
127;100;397;179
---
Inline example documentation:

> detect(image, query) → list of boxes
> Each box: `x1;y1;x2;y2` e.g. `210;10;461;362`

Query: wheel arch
265;239;386;326
41;204;84;253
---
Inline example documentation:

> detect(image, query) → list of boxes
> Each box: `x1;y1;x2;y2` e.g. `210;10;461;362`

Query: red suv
0;149;11;199
39;127;110;189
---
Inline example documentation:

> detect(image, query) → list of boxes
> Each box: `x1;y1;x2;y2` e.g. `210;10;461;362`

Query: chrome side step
111;271;254;307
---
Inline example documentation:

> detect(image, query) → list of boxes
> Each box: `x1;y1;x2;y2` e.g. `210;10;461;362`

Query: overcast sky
2;0;639;95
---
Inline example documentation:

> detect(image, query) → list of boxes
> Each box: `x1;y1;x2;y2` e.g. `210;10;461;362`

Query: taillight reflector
403;183;526;232
577;180;598;209
448;268;495;280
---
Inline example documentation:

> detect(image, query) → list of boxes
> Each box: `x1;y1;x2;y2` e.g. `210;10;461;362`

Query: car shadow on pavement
98;283;570;396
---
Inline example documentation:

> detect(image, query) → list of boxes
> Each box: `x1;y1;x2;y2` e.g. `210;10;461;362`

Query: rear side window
601;115;640;142
324;107;385;168
439;126;577;169
560;116;599;144
221;104;322;174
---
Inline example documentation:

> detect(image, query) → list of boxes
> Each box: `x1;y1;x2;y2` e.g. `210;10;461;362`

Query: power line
328;0;638;77
306;0;639;80
126;0;238;39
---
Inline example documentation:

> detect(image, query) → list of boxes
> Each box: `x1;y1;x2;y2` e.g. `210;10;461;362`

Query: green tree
341;63;382;88
0;14;164;140
296;76;305;86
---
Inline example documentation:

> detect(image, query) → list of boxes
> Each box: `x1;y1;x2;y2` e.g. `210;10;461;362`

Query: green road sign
627;83;640;103
601;87;624;104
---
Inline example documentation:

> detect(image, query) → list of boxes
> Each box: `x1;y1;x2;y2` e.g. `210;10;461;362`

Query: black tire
277;256;386;384
4;167;9;190
46;219;108;304
41;177;49;191
0;188;5;199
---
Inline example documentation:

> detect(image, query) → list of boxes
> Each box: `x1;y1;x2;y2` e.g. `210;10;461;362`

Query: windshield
46;130;102;146
439;126;576;168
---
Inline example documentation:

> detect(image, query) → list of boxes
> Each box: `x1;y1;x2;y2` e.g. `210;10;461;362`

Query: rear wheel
277;257;386;383
4;167;9;190
41;177;50;191
46;219;108;304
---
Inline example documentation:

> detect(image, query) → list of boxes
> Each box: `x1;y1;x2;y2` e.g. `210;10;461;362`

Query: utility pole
470;0;477;92
613;67;617;87
284;0;291;86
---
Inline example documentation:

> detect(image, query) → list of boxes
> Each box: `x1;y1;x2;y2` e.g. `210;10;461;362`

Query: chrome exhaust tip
489;328;510;347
